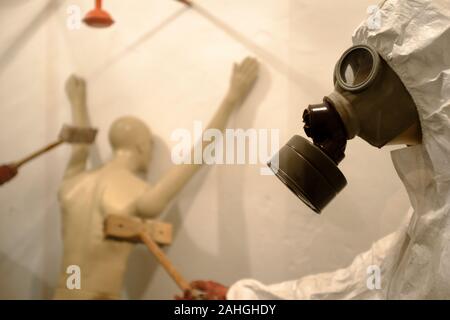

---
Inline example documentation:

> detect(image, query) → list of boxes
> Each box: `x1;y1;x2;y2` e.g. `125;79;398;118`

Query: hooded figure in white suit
226;0;450;299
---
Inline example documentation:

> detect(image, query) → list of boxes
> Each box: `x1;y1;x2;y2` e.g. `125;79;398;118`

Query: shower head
83;0;114;28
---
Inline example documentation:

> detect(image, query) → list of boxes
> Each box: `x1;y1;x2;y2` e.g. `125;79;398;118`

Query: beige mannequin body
54;58;259;299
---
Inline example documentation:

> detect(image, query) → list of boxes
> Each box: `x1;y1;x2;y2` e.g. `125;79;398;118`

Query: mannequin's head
109;116;153;173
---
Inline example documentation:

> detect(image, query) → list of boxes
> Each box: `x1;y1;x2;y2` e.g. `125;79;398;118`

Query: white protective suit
227;0;450;300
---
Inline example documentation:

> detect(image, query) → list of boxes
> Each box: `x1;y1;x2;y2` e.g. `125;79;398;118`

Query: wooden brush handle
14;140;63;168
139;231;191;292
0;140;63;185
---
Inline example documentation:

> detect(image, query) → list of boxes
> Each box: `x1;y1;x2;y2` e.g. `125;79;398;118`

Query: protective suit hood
356;0;450;297
354;0;450;183
228;0;450;299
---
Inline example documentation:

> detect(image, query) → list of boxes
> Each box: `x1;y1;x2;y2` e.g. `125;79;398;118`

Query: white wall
0;0;410;299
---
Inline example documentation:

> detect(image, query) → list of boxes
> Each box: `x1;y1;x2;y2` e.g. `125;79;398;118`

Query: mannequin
54;57;259;299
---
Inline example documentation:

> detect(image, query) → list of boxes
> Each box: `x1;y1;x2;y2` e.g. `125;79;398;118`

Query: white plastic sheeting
0;0;409;299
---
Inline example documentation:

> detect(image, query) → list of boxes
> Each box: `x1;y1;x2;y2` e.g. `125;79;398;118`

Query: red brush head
83;0;114;28
83;8;114;28
0;164;18;186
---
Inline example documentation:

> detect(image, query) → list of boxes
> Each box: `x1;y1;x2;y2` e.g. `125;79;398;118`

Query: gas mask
268;44;422;213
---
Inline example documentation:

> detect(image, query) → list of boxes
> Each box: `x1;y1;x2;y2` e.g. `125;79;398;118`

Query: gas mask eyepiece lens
335;45;380;92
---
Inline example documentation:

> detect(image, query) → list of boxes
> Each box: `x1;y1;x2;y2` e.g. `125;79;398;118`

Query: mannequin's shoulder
58;167;150;216
58;170;94;201
104;168;150;191
100;169;151;216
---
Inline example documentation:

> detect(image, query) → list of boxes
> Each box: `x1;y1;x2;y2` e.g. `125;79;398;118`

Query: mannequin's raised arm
63;75;91;179
137;57;259;217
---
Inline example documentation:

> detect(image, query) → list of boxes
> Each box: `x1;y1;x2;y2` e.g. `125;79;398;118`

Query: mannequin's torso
55;163;148;299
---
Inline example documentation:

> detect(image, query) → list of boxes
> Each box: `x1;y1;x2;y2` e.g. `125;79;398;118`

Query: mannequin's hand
175;281;229;300
228;57;259;105
65;74;86;107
